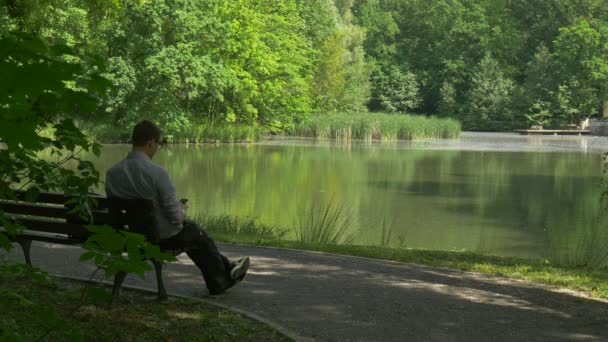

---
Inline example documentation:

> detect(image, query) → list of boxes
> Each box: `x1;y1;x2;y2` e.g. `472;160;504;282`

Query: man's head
131;120;163;158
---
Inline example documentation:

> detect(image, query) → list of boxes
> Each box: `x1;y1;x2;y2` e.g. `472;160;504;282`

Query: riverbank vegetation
293;112;461;141
3;1;608;137
0;266;288;341
80;121;264;144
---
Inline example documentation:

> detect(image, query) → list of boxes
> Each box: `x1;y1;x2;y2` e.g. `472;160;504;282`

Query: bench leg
111;271;127;304
17;239;33;266
152;260;168;300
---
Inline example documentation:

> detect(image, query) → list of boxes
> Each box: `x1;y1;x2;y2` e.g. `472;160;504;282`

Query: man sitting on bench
105;120;249;295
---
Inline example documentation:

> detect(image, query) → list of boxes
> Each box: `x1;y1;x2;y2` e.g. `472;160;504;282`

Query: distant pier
514;129;590;135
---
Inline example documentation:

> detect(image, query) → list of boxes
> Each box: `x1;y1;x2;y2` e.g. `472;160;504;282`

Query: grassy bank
293;112;461;140
199;215;608;301
78;121;264;144
0;266;289;341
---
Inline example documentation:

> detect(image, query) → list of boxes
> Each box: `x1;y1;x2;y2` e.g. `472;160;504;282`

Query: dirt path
3;242;608;341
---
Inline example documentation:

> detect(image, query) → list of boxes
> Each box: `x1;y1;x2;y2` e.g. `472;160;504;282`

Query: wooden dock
514;129;590;135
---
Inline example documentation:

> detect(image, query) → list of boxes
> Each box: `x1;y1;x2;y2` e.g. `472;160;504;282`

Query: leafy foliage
0;29;174;339
81;225;176;279
374;65;420;114
0;32;106;238
352;0;608;129
5;0;608;132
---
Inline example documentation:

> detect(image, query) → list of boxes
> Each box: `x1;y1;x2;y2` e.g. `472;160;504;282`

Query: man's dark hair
131;120;162;147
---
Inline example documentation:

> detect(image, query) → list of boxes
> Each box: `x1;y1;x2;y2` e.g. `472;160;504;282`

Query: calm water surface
89;133;608;259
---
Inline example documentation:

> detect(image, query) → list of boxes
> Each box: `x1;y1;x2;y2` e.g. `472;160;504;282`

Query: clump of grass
192;213;287;241
295;198;354;244
379;217;392;247
293;112;461;141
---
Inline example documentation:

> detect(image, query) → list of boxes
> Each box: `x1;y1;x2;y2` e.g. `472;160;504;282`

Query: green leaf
79;251;96;261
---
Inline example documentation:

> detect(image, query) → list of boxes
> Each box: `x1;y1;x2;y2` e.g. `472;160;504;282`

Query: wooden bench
0;191;180;301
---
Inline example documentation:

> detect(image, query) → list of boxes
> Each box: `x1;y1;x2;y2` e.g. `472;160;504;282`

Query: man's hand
179;198;189;210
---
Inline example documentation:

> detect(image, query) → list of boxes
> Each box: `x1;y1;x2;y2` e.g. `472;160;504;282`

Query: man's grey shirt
105;151;184;239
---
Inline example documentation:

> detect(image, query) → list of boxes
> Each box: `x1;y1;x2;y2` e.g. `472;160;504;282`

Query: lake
89;132;608;260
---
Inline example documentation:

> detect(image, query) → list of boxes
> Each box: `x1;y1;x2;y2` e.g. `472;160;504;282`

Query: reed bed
172;124;262;143
546;216;608;270
293;112;461;141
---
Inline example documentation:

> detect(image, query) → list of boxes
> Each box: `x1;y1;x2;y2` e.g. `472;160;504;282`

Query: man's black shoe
230;256;250;281
209;256;250;295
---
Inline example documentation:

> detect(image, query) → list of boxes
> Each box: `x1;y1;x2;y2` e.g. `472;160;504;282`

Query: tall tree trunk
603;100;608;118
579;0;588;17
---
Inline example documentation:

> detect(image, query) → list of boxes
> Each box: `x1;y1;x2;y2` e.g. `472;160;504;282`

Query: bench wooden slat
11;218;89;237
0;202;69;217
10;190;110;209
15;231;85;245
13;191;72;204
1;202;113;226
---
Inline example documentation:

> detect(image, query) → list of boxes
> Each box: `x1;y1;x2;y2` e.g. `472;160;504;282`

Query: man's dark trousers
160;219;233;293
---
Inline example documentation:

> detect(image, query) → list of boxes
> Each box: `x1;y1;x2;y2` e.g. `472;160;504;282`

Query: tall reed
293;112;460;141
295;198;354;245
173;123;262;143
546;218;608;269
379;217;393;247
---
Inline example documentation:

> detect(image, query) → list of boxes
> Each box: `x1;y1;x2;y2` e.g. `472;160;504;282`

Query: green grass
292;112;461;141
196;213;287;241
198;214;608;300
0;267;290;341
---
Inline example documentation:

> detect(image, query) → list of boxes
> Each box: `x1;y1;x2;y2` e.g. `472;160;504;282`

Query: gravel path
3;242;608;341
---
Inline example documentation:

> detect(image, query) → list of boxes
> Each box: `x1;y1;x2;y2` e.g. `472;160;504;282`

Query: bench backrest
106;197;159;243
0;191;159;242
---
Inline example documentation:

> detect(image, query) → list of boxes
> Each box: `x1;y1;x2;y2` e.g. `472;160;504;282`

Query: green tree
438;80;458;118
519;44;556;127
373;65;419;113
312;0;370;112
463;54;514;131
552;19;608;120
104;0;314;131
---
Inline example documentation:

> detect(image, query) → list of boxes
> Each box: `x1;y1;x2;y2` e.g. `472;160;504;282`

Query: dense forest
2;0;608;133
